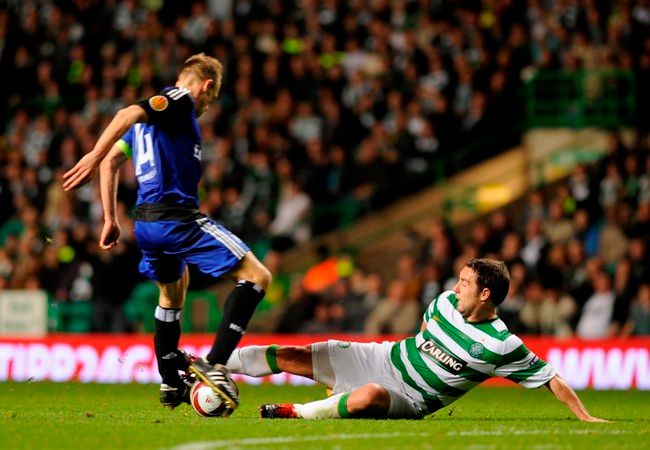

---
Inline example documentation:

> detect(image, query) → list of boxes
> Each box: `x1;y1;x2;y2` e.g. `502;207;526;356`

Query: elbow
99;157;113;174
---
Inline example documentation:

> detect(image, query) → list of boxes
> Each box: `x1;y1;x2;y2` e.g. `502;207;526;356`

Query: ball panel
190;381;229;417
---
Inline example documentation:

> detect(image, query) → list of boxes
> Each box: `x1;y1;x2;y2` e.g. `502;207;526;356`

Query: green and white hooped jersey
390;291;555;412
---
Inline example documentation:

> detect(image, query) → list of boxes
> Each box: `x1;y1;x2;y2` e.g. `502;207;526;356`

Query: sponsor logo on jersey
419;340;467;373
468;342;485;358
337;341;351;349
149;95;169;111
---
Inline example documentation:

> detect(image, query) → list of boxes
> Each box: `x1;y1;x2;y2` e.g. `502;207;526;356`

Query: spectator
622;283;650;336
576;271;616;339
268;177;312;249
364;279;419;335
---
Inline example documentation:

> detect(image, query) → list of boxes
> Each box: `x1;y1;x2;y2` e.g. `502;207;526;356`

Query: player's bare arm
545;375;609;422
63;104;146;191
98;145;129;250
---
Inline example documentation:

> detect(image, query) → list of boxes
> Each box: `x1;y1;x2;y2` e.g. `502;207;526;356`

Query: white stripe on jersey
196;219;246;258
167;87;190;100
436;295;522;354
398;341;456;406
420;321;496;375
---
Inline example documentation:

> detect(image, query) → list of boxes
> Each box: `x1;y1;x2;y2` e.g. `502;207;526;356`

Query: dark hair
465;258;510;306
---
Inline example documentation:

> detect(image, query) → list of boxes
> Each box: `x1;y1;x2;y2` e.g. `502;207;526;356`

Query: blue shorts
134;216;250;283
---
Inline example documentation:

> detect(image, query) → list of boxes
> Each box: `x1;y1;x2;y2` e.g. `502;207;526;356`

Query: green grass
1;383;648;449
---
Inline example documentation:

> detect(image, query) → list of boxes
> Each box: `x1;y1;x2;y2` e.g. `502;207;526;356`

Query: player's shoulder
425;290;456;315
489;318;516;342
146;87;193;112
162;86;192;102
471;316;517;345
437;290;458;306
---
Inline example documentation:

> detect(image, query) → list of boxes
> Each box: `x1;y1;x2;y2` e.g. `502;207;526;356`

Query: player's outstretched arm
545;375;609;422
98;145;129;250
63;105;146;191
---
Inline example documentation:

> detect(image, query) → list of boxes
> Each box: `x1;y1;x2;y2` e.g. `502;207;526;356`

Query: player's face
453;266;481;318
195;80;218;117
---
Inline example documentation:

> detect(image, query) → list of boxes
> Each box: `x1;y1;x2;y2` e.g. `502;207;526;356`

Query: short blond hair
178;53;224;96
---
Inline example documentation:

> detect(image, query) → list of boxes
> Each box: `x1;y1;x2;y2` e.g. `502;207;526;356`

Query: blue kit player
63;54;272;413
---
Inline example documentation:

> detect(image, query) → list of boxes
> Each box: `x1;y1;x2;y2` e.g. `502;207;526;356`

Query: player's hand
62;153;99;191
99;219;121;250
581;415;611;423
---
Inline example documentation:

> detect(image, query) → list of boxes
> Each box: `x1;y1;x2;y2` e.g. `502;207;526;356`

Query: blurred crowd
0;1;649;333
269;134;650;338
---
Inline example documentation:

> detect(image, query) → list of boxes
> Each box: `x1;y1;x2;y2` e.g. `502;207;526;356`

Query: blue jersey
117;86;250;283
117;87;202;208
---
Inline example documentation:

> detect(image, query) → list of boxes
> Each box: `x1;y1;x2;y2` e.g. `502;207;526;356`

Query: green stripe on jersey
390;343;444;412
116;139;132;157
505;359;548;383
447;293;459;308
421;329;491;383
404;338;468;398
431;305;503;366
496;344;530;368
471;321;512;341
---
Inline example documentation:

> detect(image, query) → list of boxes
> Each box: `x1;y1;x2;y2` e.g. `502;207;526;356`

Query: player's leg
154;266;188;384
260;383;392;419
153;266;195;407
134;219;193;409
205;251;272;365
228;343;387;417
254;341;425;419
182;219;271;409
227;345;314;378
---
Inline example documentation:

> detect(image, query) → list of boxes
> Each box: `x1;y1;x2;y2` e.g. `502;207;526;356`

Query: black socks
206;280;265;365
154;306;183;387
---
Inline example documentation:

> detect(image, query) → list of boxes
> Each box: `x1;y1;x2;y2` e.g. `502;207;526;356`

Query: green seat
123;281;159;332
49;301;94;333
181;290;221;333
122;282;222;333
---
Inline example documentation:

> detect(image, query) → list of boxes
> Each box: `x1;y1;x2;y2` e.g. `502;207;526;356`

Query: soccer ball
190;381;232;417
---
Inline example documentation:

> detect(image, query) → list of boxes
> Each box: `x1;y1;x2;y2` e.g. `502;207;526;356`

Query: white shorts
311;340;427;419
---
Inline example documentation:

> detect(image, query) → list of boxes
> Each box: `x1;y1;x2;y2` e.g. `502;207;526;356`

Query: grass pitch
1;383;648;450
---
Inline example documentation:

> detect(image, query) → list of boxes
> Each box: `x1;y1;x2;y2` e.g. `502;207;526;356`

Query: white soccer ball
190;381;232;417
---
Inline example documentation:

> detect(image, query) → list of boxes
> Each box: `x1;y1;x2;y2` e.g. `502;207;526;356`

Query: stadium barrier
0;334;649;390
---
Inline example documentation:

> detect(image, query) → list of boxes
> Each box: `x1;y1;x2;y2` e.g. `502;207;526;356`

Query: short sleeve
137;87;194;131
493;336;556;388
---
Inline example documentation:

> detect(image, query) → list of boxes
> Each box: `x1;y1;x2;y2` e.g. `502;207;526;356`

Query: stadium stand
0;1;648;337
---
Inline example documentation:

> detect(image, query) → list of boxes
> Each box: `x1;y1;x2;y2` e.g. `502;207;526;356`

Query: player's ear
203;79;214;93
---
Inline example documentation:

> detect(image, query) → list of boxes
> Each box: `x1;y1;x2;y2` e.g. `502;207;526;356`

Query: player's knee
352;383;390;415
365;383;390;405
255;264;272;290
241;265;272;290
